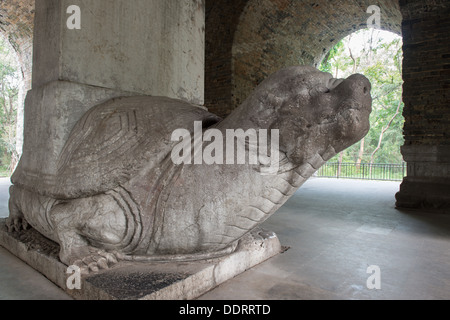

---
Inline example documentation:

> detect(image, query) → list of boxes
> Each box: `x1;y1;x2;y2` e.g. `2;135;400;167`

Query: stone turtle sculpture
7;66;372;273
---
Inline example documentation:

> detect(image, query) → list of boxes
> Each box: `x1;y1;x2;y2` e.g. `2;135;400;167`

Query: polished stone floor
1;177;449;300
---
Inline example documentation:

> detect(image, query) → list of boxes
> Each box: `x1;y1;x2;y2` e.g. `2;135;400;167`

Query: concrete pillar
395;0;450;213
12;0;205;191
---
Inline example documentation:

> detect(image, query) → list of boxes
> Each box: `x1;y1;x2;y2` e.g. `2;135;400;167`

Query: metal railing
317;162;406;181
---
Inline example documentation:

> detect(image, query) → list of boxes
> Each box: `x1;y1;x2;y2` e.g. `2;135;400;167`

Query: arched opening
0;33;22;175
0;0;35;175
317;29;405;181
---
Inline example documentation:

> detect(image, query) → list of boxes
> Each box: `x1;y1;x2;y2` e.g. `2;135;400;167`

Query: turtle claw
72;250;121;275
6;217;30;233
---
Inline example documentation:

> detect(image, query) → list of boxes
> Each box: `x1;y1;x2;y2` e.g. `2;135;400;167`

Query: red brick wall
396;0;450;212
205;0;249;118
400;0;450;147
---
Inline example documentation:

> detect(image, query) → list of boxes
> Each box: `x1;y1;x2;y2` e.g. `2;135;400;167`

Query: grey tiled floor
1;178;449;300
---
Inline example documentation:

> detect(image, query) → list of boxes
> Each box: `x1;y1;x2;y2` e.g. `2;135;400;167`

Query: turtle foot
70;248;121;275
5;216;30;233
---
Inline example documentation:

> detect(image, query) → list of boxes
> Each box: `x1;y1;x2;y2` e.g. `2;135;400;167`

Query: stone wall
205;0;248;118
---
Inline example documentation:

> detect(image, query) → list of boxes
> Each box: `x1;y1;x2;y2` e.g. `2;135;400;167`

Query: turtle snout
349;74;372;101
347;74;371;95
342;74;373;115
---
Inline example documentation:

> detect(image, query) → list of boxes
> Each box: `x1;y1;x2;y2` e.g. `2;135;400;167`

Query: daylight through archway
0;0;35;174
317;29;405;181
0;34;22;176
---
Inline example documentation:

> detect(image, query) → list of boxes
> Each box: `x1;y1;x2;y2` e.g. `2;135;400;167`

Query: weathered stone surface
12;92;215;199
7;66;372;273
12;81;135;192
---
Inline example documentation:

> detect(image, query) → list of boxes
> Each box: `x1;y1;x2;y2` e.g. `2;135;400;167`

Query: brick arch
231;0;402;111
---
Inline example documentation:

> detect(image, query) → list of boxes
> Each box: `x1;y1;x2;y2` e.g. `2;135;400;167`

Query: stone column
12;0;205;190
32;0;204;103
395;0;450;213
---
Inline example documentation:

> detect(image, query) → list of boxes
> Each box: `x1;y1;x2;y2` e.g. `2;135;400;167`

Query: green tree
320;29;404;167
320;40;346;76
0;35;20;176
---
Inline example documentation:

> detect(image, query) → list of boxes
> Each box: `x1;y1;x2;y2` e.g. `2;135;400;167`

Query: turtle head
249;66;372;165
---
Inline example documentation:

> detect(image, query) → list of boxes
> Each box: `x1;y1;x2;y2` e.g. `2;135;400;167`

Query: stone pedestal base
0;219;281;300
396;177;450;213
396;145;450;213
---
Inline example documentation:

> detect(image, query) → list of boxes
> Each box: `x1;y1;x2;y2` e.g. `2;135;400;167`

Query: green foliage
0;35;20;176
319;41;345;74
319;28;405;165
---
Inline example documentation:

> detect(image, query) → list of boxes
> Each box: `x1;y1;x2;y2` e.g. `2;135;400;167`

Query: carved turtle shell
32;96;220;199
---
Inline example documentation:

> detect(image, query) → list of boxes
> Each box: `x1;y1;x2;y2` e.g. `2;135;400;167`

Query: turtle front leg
50;194;128;274
6;186;30;232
